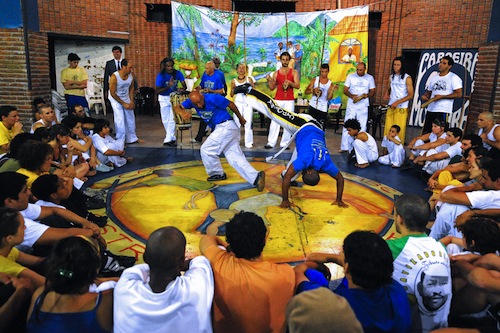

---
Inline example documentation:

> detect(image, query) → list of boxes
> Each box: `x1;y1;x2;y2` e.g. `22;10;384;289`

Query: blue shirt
293;126;339;177
334;278;412;333
181;94;232;130
200;71;225;91
155;70;185;96
295;49;303;61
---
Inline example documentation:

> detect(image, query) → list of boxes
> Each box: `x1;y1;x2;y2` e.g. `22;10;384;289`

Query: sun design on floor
91;159;402;263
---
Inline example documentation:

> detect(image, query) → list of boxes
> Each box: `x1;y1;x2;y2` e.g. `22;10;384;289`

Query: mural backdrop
171;2;369;104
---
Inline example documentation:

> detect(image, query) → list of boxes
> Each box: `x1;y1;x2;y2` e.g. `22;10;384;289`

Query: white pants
201;120;258;184
429;201;466;240
351;139;378;164
267;100;293;148
97;139;127;167
110;99;138;144
422;148;451;175
159;95;176;143
233;100;254;148
378;144;405;167
410;139;428;157
341;105;368;151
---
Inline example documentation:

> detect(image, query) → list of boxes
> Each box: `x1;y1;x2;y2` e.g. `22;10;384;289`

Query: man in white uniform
114;226;214;333
108;59;140;144
340;62;376;152
421;55;462;134
344;118;378;168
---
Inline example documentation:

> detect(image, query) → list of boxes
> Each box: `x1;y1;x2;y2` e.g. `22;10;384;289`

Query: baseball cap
68;53;81;61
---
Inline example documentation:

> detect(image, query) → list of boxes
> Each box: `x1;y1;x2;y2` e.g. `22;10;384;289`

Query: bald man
114;226;214;332
174;91;265;190
477;111;500;159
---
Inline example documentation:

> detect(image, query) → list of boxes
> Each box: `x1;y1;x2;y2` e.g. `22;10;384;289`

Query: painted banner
409;49;478;129
171;1;368;102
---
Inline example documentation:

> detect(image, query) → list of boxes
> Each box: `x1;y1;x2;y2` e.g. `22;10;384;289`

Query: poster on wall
409;49;478;130
171;1;368;102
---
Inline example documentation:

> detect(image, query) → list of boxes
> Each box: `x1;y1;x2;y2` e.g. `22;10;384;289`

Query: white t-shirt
426;72;462;113
443;141;462;159
92;133;113;154
345;73;376;108
309;77;332;112
19;204;49;248
113;257;214;333
467;190;500;209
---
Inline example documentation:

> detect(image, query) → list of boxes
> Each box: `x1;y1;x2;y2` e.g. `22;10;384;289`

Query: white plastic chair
85;81;107;115
51;89;68;121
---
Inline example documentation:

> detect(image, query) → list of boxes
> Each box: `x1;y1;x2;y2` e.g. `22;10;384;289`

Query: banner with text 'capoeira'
409;49;478;130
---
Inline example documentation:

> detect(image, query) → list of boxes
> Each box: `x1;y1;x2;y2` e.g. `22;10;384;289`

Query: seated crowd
0;91;500;333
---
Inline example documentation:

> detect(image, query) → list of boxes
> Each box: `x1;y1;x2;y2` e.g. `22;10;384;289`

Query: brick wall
468;42;500;131
1;0;498;129
0;29;50;127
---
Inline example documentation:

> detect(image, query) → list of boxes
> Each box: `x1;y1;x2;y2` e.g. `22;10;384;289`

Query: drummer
156;57;187;147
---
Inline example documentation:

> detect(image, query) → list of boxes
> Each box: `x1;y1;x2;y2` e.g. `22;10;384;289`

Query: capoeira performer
173;90;265;191
234;84;348;209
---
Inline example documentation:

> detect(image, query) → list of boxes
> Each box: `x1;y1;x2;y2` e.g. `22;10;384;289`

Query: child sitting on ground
92;119;132;168
344;118;379;168
378;125;405;168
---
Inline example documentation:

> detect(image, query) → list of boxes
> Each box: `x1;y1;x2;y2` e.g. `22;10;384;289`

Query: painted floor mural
90;158;402;264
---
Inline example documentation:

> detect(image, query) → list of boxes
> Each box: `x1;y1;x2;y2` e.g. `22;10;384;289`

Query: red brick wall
0;29;51;127
468;42;500;131
1;0;498;128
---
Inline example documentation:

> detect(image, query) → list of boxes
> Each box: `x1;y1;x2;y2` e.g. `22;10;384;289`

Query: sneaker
264;144;273;149
190;138;201;143
87;213;108;227
254;171;266;192
99;254;126;277
207;173;227;181
86;197;106;210
103;250;136;268
163;141;177;147
96;163;113;173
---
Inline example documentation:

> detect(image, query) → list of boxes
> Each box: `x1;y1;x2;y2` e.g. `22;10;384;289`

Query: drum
170;91;194;125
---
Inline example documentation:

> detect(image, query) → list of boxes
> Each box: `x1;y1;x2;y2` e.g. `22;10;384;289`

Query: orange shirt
204;245;295;333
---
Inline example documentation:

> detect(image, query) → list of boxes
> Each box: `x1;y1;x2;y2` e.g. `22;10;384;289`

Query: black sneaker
87;213;108;228
207;173;227;181
99;254;126;277
103;250;136;268
254;171;266;192
264;144;273;149
163;141;177;147
86;197;106;210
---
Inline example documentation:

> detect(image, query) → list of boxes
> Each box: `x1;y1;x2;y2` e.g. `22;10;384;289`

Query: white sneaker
189;138;201;143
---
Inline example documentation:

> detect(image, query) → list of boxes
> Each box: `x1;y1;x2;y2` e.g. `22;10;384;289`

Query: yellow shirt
0;248;25;277
61;66;88;96
0;121;15;155
16;168;45;188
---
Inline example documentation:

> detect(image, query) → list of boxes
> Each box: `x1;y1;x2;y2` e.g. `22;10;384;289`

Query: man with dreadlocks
156;57;187;147
234;84;348;209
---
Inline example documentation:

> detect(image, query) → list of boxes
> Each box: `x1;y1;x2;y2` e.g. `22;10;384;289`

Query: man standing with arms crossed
61;53;89;112
340;62;375;153
265;52;299;149
421;55;462;134
108;59;140;144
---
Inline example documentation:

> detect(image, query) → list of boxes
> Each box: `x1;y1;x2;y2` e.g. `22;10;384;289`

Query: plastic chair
85;81;106;115
51;89;68;121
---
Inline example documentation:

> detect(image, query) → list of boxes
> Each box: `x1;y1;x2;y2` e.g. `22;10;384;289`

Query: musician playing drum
156;57;186;147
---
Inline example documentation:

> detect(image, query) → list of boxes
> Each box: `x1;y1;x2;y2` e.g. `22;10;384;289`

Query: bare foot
126;157;134;163
355;163;370;168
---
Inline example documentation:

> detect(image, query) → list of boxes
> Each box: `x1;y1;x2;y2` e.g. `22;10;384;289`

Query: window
145;3;172;23
233;1;296;13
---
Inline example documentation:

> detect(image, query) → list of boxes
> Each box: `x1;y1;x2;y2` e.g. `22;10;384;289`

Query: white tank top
309;77;332;112
478;124;500;150
389;73;410;108
109;71;133;103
